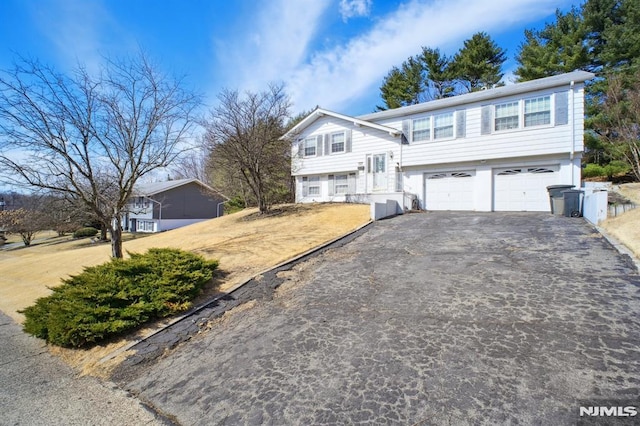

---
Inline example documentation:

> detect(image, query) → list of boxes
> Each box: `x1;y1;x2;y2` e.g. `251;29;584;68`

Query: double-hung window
495;101;519;131
412;118;430;142
304;137;317;157
524;96;551;127
334;174;349;194
434;112;454;139
331;132;345;154
302;176;320;197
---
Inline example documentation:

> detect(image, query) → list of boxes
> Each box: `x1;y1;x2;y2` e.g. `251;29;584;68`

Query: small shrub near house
73;227;99;239
20;248;218;348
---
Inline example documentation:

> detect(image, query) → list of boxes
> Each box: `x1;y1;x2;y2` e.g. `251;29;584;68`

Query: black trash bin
546;185;574;214
562;189;584;217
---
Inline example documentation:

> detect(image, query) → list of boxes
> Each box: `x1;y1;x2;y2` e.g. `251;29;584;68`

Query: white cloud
213;0;331;96
284;0;572;114
340;0;372;21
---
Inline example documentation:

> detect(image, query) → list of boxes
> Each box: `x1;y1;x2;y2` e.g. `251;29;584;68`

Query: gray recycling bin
562;189;584;217
546;185;574;215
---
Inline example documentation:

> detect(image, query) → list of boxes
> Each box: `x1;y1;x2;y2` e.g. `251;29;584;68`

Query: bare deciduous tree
0;54;201;257
204;85;292;213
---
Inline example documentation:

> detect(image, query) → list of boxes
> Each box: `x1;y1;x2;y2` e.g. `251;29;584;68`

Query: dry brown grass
0;203;370;324
601;183;640;259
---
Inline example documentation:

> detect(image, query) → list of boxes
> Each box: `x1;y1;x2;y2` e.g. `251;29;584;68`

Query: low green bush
73;227;99;239
603;160;630;180
583;161;631;179
20;248;218;348
582;163;605;178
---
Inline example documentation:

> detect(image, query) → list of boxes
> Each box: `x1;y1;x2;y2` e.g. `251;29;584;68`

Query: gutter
570;80;576;186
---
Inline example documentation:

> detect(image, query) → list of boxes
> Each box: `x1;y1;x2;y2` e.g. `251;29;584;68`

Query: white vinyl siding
434;112;454;140
412;118;430;142
495;101;519;131
524;96;551;127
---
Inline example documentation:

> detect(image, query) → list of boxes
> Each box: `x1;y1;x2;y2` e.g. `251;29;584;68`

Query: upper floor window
495;101;519;131
304;137;317;157
524;96;551;127
331;132;345;154
434;112;454;139
412;118;430;142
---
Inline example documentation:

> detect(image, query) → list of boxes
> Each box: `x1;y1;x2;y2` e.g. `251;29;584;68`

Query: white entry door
425;171;475;210
493;165;560;211
366;153;388;192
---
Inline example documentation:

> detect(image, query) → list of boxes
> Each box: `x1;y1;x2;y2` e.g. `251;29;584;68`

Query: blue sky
0;0;581;118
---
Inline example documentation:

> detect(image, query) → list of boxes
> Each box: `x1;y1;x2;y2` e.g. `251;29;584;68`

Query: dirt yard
0;203;371;324
601;183;640;258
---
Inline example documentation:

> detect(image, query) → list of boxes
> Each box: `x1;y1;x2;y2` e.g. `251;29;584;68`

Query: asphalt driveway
117;212;640;425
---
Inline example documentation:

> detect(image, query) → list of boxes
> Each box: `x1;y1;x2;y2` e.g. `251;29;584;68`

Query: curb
99;220;374;366
595;224;640;273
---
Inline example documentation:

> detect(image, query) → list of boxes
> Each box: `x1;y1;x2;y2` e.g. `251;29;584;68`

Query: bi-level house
284;71;594;212
123;178;224;233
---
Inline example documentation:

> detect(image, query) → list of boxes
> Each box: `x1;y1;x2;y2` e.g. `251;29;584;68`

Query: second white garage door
493;166;560;211
425;171;475;211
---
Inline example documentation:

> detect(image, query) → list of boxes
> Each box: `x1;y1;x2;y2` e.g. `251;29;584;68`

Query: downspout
569;80;576;186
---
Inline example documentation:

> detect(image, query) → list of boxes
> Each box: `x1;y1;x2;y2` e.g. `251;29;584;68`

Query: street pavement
113;212;640;425
0;311;171;426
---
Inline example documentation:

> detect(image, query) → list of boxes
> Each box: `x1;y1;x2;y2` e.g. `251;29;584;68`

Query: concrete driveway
116;212;640;425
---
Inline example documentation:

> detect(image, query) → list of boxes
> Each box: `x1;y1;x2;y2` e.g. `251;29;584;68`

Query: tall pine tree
514;7;590;81
451;32;506;92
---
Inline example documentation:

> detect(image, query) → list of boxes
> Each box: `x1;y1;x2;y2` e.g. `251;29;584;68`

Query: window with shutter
308;176;320;195
495;101;519;131
434;112;454;139
330;132;346;154
303;137;317;156
412;117;430;142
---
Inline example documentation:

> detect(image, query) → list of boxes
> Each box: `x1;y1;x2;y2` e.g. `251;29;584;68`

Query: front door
130;219;137;233
366;153;387;192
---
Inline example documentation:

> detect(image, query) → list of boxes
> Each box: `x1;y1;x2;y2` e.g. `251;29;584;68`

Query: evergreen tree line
378;0;640;181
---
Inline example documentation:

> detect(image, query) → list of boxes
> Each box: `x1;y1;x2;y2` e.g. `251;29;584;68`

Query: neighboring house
123;178;224;233
284;71;595;212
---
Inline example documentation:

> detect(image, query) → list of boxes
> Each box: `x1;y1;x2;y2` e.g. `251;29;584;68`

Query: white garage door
425;171;475;211
493;166;560;211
